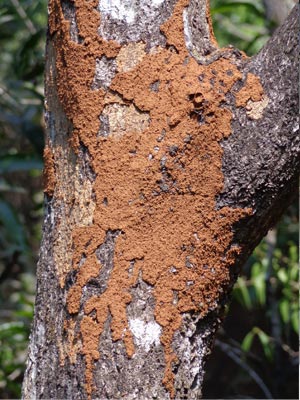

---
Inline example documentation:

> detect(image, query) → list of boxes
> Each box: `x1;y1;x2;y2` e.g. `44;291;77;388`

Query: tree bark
263;0;297;25
22;1;299;399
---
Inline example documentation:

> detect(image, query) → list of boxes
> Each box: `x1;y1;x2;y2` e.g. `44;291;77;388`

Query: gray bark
263;0;297;25
219;5;299;267
22;2;299;399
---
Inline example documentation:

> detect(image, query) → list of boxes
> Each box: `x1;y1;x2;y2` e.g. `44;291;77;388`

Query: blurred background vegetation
0;0;298;398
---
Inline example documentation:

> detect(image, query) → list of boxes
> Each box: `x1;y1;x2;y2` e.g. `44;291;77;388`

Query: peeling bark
23;1;299;399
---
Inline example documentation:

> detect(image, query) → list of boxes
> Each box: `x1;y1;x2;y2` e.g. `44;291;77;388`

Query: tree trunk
22;1;299;399
263;0;297;25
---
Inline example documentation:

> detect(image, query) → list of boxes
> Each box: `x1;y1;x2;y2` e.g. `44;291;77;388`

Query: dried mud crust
46;0;264;397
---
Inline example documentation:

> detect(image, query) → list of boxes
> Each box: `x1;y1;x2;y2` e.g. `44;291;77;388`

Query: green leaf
251;262;262;278
289;263;299;281
288;242;298;263
277;268;288;284
279;298;290;324
14;310;33;319
256;329;273;361
241;330;255;352
0;322;25;339
291;310;299;334
235;277;252;309
211;2;263;17
253;275;266;306
282;286;293;301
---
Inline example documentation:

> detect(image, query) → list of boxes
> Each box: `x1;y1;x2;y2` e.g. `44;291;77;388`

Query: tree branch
219;5;299;265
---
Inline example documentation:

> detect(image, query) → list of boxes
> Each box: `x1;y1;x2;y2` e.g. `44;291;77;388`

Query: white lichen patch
129;318;162;352
152;0;165;6
99;0;165;23
246;95;269;120
182;8;193;56
92;56;117;90
99;0;136;23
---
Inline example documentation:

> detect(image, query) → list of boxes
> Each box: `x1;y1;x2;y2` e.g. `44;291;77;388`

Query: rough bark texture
23;1;299;399
219;6;300;268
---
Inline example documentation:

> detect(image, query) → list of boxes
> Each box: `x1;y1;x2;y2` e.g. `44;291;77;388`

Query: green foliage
0;0;46;259
234;240;299;332
210;0;274;55
242;327;273;361
0;0;45;155
0;0;46;397
0;274;34;397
